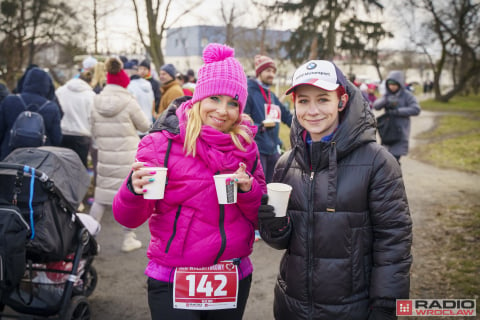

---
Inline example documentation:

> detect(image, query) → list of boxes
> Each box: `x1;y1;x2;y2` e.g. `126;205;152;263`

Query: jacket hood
289;81;377;171
94;85;133;117
150;96;190;135
386;70;405;89
66;78;93;93
22;68;55;98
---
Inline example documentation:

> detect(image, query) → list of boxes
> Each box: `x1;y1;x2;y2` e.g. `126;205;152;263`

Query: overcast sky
92;0;415;54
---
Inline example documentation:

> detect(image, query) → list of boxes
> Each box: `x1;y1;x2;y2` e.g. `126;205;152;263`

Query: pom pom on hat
105;57;123;74
192;43;248;112
105;56;130;89
255;55;276;77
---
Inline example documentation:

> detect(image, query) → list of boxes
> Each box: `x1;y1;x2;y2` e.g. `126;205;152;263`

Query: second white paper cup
142;167;168;200
213;174;238;204
267;183;292;217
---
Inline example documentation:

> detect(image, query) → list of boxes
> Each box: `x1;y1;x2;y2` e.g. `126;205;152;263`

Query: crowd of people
0;43;421;319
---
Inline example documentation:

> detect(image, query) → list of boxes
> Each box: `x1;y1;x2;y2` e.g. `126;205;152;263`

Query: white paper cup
142;167;168;200
213;174;238;204
267;183;292;217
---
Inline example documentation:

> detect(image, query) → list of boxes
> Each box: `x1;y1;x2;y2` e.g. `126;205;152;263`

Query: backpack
8;95;48;149
0;205;30;297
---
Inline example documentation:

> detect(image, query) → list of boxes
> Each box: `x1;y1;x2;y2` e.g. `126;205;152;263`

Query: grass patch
441;205;480;309
420;95;480;115
418;115;479;140
413;96;480;174
415;131;480;174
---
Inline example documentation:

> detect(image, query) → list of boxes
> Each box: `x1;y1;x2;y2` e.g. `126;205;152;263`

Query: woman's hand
131;162;156;195
233;162;253;192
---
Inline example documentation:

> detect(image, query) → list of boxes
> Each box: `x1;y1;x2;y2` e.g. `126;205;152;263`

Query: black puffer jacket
261;83;412;320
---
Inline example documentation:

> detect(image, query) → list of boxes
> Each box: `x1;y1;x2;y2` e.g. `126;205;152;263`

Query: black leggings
148;274;252;320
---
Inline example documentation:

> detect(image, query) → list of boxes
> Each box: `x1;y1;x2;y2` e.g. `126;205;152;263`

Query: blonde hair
91;61;106;89
184;102;252;156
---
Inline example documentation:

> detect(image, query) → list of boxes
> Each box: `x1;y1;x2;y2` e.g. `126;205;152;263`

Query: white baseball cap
285;60;348;95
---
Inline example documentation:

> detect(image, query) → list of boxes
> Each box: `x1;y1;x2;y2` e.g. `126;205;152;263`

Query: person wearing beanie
244;54;293;184
258;60;412;320
158;63;184;116
82;56;98;71
138;59;161;117
90;56;150;253
113;43;266;319
125;60;154;136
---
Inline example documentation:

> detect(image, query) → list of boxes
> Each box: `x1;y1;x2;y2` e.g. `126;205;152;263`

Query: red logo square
397;300;413;316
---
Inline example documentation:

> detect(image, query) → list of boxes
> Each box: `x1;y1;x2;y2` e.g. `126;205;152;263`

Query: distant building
165;25;292;79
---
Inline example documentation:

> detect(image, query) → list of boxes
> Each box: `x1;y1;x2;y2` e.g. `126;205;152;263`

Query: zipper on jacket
213;204;226;265
165;205;182;253
307;170;315;320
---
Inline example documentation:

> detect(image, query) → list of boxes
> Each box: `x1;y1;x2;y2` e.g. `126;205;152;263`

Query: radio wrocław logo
397;299;476;317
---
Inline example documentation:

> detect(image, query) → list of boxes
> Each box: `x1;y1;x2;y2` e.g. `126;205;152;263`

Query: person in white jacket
90;56;150;252
56;70;96;168
125;61;154;136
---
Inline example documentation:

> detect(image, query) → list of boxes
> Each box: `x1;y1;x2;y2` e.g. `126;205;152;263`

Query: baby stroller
0;147;98;319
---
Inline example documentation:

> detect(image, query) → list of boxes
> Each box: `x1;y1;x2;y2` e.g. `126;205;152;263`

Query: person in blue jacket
244;55;292;183
0;67;63;160
373;70;421;163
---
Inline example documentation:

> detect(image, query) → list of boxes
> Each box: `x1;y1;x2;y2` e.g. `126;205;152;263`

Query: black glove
258;194;289;237
368;307;396;320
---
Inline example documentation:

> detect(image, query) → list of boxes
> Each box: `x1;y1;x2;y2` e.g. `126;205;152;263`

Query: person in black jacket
258;60;412;320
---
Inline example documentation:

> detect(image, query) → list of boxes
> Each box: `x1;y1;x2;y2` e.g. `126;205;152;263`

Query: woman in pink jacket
113;43;266;320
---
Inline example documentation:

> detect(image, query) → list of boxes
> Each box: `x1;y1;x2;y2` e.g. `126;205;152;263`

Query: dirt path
84;110;480;319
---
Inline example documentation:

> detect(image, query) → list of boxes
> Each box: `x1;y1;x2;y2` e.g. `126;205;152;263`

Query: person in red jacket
113;43;266;320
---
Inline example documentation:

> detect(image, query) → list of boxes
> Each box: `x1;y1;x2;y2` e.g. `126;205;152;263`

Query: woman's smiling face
200;95;240;132
294;85;346;141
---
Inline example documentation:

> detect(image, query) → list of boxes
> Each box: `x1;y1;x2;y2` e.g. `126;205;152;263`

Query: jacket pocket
163;206;194;257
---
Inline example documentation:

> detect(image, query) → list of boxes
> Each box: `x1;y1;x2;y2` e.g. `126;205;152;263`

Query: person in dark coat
258;60;412;320
0;67;63;160
138;59;161;118
13;64;64;118
373;70;421;162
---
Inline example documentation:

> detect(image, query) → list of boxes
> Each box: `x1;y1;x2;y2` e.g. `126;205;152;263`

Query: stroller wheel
74;265;98;297
64;295;91;320
82;265;98;297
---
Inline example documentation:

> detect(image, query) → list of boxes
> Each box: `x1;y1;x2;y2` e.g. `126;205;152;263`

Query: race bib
264;104;282;122
173;261;239;310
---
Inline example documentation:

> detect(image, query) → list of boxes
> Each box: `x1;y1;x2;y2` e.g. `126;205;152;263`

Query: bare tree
131;0;201;75
403;0;480;102
90;0;122;55
0;0;82;88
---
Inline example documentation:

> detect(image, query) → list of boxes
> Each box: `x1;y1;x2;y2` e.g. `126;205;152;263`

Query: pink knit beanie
191;43;248;113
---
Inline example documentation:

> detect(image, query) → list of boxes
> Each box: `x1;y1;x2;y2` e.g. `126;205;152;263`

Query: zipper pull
310;172;314;181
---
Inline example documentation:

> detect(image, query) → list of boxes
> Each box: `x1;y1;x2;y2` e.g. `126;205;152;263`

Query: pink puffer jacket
113;100;266;281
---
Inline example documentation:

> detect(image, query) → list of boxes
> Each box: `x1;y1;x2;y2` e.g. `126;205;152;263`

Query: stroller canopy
2;147;91;208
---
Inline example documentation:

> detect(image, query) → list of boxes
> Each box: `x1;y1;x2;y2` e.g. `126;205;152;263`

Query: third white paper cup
213;174;238;204
142;167;168;200
267;183;292;217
